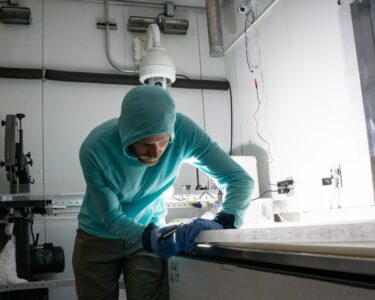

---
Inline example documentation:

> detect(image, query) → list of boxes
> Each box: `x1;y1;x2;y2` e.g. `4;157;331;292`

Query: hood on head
118;85;176;157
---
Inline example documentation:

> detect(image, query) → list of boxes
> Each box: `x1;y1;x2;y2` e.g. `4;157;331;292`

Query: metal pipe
206;0;224;57
45;69;140;85
0;6;32;25
77;0;206;10
0;67;230;90
105;0;137;73
45;69;229;90
224;0;281;54
144;23;161;50
0;67;43;79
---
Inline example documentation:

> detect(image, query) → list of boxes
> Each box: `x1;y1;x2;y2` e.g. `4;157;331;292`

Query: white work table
185;218;375;290
196;219;375;258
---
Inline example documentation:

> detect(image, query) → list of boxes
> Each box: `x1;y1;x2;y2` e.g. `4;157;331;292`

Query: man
73;85;253;300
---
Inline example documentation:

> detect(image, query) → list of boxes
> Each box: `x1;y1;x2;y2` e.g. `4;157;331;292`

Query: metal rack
0;279;75;292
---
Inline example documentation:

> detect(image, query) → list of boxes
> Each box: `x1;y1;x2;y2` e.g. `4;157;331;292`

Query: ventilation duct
205;0;224;57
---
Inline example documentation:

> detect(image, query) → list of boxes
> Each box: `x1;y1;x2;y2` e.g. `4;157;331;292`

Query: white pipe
105;0;137;73
144;23;161;52
224;0;281;54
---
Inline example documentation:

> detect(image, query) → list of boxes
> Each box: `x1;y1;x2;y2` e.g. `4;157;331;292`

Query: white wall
1;0;373;212
222;0;374;211
0;0;229;195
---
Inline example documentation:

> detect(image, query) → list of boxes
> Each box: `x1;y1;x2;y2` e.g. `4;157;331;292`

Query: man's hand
175;218;223;252
142;224;177;259
142;213;235;257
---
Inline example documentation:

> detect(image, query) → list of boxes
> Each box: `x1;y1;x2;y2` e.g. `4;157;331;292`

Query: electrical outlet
322;177;332;185
277;177;294;197
330;164;342;188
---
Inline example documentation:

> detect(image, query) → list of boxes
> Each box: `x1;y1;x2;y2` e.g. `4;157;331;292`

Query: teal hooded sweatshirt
78;85;253;247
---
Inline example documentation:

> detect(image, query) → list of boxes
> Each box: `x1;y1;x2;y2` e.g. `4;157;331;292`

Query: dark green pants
72;229;168;300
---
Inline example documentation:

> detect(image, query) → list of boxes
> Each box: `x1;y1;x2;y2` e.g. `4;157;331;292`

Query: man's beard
139;156;160;166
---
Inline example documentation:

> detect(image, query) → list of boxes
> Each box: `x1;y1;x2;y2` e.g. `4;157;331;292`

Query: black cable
30;217;39;246
229;84;233;155
176;69;231;185
195;168;200;189
30;217;35;242
251;189;279;201
176;74;190;79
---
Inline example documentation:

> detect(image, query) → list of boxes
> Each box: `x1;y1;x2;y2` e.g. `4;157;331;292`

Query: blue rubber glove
142;223;177;259
175;218;224;253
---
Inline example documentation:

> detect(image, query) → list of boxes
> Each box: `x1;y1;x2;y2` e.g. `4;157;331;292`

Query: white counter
195;219;375;257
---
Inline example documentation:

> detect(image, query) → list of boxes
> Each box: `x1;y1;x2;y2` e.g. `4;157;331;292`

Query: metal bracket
164;2;175;17
96;21;117;30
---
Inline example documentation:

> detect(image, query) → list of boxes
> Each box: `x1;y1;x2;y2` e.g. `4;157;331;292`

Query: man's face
130;133;170;166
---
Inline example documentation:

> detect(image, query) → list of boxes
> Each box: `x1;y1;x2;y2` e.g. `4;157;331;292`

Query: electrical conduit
105;0;137;73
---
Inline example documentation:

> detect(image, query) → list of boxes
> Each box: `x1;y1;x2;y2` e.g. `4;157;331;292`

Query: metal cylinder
0;7;31;25
163;18;189;35
205;0;224;57
30;243;65;274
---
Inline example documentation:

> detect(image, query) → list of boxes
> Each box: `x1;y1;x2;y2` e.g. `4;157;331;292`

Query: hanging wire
176;74;190;79
253;80;277;186
244;10;258;73
329;186;337;209
244;10;277;187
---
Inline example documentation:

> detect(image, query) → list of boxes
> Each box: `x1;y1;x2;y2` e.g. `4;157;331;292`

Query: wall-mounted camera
236;0;256;15
237;4;250;14
136;24;176;90
145;76;170;89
